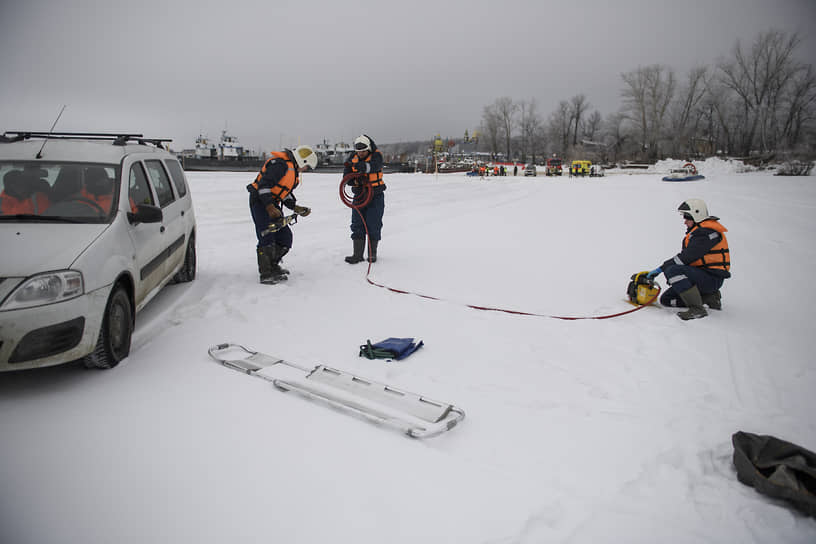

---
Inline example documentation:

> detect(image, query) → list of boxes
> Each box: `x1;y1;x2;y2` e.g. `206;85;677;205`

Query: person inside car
0;169;51;215
81;166;115;213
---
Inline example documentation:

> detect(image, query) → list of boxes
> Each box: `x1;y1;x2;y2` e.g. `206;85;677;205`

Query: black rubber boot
678;286;708;320
259;245;289;284
273;244;290;276
702;290;722;310
368;239;379;263
345;238;365;264
257;247;273;283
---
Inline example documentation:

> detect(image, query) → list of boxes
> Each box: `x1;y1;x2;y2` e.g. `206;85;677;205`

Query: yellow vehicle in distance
570;160;592;177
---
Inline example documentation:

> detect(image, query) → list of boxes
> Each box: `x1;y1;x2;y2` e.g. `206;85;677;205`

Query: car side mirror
127;204;163;224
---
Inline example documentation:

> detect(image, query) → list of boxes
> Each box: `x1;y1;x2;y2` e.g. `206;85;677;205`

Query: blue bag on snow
359;337;424;360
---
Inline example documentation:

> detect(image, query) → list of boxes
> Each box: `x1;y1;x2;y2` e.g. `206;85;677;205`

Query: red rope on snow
339;173;660;320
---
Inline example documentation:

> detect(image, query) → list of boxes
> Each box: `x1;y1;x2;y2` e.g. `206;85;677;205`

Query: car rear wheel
172;234;196;283
83;284;133;369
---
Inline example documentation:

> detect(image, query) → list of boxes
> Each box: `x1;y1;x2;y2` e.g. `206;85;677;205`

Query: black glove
293;205;311;217
355;162;368;174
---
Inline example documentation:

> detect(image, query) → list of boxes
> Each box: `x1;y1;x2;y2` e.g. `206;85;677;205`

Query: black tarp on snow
732;431;816;517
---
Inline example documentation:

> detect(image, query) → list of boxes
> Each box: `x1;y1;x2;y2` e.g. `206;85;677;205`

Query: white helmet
353;135;371;152
678;198;708;223
293;145;317;170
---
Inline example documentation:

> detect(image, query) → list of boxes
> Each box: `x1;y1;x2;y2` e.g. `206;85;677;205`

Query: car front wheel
172;234;196;283
83;284;133;369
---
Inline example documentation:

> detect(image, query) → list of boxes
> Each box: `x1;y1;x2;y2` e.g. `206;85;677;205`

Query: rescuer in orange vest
0;169;51;215
343;134;386;264
646;199;731;320
247;145;316;284
81;166;116;214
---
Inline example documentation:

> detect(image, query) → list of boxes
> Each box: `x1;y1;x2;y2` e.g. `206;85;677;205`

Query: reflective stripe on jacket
350;154;384;187
249;151;299;203
683;219;730;273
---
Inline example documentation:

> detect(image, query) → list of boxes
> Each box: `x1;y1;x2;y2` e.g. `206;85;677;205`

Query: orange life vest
684;219;730;273
81;187;113;213
0;191;51;215
250;151;299;201
350;154;384;187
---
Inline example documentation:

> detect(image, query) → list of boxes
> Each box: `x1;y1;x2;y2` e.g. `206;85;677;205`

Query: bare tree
481;103;502;158
667;66;709;156
780;64;816;149
717;30;804;154
601;112;625;163
620;64;676;159
519;98;544;162
492;97;518;160
569;94;590;146
548;100;571;156
583;110;602;141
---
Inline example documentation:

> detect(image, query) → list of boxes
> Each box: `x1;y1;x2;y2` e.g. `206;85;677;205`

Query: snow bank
652;156;754;174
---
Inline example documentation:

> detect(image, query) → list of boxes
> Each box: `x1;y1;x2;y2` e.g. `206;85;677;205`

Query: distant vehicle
662;162;704;182
524;164;537;176
590;164;605;177
0;131;197;371
545;158;562;176
570;160;591;177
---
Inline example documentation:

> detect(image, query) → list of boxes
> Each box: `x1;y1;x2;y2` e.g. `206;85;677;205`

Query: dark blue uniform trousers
660;264;725;307
250;194;292;249
350;191;385;241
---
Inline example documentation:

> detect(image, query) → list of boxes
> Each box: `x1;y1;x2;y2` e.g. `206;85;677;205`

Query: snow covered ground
1;160;815;543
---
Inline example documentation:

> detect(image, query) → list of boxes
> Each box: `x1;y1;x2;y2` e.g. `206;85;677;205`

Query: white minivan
0;132;197;371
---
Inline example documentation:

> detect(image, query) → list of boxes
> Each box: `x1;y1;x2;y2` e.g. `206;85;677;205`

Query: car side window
129;163;155;207
144;160;175;208
163;159;188;198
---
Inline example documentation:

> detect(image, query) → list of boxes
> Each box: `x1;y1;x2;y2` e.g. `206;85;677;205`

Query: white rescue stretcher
207;343;465;439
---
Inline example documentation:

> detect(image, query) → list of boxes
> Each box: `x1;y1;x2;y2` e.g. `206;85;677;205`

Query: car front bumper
0;287;109;371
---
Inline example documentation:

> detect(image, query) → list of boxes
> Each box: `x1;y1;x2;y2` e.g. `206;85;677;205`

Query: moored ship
180;130;266;171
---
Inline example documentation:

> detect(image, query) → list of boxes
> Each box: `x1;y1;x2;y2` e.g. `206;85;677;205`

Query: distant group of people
472;163;516;177
246;133;386;284
0;165;118;216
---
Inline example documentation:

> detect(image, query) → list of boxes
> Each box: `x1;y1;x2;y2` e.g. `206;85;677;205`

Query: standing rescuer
247;145;316;284
344;134;386;263
646;198;731;320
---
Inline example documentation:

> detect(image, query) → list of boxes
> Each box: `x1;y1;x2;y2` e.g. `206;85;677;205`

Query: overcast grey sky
1;0;813;152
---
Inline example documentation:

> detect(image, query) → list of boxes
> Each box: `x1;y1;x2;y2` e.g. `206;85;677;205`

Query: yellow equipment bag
627;271;660;305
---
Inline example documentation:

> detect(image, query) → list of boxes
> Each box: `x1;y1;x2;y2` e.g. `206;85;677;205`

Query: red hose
339;171;660;320
364;277;661;320
339;172;372;209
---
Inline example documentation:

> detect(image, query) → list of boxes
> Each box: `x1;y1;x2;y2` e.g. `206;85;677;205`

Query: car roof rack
1;131;173;149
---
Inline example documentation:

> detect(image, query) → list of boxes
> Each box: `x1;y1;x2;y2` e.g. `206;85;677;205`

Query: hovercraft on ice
662;162;705;182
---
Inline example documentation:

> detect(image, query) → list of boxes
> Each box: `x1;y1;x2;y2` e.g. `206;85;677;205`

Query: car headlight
1;270;84;311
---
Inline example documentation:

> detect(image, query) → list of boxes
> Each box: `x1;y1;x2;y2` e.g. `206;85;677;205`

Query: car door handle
160;226;165;233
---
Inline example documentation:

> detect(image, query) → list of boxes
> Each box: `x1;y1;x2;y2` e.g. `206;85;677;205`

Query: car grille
9;317;85;364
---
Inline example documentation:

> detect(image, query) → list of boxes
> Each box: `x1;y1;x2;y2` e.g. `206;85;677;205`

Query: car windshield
0;161;121;223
